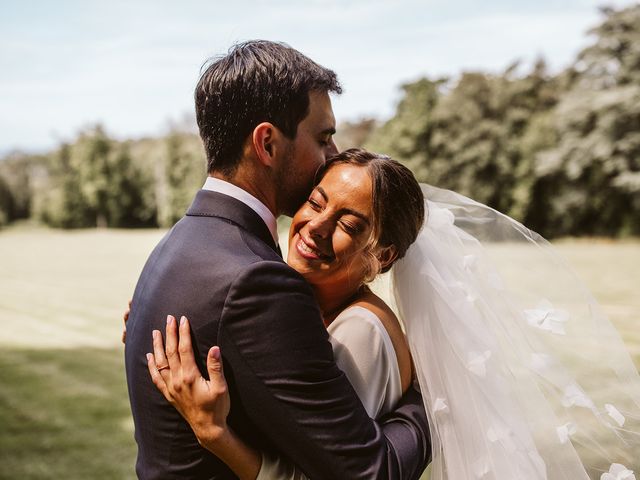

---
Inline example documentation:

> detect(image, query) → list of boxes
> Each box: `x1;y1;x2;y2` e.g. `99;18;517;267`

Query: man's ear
377;245;398;271
252;122;280;168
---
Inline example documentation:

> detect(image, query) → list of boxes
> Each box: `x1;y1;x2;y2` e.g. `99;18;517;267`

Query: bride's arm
147;316;307;480
147;316;261;480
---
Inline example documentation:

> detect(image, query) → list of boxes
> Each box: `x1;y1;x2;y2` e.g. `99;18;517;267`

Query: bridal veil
389;185;640;480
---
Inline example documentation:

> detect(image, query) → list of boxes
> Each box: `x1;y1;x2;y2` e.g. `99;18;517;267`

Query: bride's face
287;163;374;289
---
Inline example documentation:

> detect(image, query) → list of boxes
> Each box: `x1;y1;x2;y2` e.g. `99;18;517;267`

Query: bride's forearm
200;428;261;480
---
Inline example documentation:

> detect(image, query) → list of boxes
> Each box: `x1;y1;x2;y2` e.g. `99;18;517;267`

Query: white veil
390;184;640;480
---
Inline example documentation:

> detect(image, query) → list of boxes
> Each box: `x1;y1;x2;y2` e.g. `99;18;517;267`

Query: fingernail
210;346;220;360
180;316;186;326
152;330;158;339
146;353;152;361
166;315;173;325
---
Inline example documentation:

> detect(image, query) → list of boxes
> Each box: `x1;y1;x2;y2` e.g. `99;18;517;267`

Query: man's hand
122;299;132;344
146;315;231;449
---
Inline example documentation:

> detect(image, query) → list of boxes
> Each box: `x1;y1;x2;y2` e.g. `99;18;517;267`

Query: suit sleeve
218;261;430;480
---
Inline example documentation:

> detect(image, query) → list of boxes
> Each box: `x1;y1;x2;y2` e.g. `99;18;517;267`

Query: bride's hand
122;299;132;344
147;316;262;479
147;315;231;449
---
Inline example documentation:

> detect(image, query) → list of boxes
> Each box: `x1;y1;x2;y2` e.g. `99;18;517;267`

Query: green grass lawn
0;227;164;480
0;347;135;479
0;227;638;479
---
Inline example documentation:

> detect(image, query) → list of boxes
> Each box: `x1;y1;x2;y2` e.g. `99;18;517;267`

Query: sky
0;0;637;154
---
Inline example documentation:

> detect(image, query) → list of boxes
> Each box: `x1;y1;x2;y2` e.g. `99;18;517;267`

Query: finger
207;346;227;389
165;315;181;372
122;300;132;344
146;353;172;401
124;299;132;321
152;328;169;378
178;316;198;381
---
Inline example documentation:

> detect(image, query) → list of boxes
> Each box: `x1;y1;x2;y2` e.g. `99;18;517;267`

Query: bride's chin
289;254;330;279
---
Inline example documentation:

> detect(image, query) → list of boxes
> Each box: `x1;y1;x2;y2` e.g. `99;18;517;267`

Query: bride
146;148;640;479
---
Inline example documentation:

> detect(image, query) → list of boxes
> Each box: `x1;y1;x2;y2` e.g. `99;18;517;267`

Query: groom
125;40;430;479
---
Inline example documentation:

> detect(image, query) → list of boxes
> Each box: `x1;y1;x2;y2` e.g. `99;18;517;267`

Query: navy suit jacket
125;190;430;479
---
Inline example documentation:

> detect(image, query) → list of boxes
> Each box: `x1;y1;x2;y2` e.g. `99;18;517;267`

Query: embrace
124;41;640;480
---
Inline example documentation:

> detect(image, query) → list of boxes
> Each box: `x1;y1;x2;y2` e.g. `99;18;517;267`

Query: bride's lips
294;234;333;261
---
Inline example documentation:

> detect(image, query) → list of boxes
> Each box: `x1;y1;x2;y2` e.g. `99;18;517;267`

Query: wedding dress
327;305;404;418
392;184;640;480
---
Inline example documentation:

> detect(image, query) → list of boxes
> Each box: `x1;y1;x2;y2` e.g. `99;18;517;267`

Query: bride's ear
376;245;398;271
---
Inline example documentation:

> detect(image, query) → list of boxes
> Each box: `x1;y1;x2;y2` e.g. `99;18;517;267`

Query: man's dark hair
195;40;342;176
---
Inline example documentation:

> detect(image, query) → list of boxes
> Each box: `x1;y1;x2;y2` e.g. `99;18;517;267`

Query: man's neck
211;171;278;217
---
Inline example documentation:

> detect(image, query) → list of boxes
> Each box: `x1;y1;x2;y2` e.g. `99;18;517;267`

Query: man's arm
219;261;430;479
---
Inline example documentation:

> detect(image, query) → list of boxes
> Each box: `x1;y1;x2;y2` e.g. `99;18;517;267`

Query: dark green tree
104;143;157;228
0;173;14;227
73;125;113;227
37;143;93;228
0;151;43;223
365;78;442;182
367;63;559;220
526;4;640;236
576;5;640;88
34;127;158;228
157;130;206;227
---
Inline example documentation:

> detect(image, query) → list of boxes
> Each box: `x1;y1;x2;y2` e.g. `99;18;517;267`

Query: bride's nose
306;213;333;240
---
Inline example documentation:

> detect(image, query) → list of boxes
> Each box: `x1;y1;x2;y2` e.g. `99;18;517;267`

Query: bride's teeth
299;239;319;256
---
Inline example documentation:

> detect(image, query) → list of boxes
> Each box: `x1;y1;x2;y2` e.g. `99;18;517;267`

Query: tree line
0;126;205;229
1;5;639;237
361;5;640;238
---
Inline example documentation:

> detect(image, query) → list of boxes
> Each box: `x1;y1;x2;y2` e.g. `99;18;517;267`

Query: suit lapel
186;190;280;255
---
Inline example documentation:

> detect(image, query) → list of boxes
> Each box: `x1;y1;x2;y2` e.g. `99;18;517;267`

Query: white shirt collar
202;176;279;245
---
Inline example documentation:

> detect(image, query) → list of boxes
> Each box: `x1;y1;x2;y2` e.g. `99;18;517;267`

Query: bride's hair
315;148;425;281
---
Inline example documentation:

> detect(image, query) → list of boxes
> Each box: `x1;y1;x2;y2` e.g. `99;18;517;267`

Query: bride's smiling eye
339;220;361;235
307;198;322;211
307;189;326;212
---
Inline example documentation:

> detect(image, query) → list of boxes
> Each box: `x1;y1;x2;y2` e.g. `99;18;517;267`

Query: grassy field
0;227;638;479
0;227;163;480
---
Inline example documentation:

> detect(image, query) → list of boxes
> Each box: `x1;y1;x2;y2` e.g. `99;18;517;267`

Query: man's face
276;90;338;216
